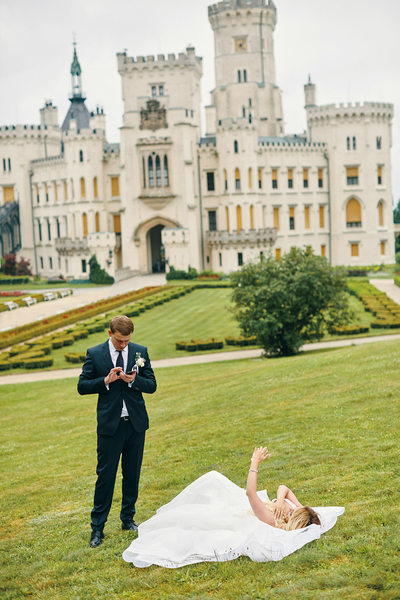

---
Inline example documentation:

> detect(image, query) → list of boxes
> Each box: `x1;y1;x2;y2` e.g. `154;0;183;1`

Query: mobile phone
125;365;138;375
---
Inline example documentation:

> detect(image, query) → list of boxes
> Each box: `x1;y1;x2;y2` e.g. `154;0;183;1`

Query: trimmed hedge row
0;276;30;285
347;280;400;329
225;335;258;346
330;325;369;335
175;338;224;351
395;277;400;289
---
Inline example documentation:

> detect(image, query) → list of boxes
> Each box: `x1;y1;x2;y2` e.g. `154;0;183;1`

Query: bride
122;446;344;568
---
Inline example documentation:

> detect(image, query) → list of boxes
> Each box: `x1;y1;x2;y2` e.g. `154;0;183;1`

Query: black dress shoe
90;530;104;547
121;520;138;531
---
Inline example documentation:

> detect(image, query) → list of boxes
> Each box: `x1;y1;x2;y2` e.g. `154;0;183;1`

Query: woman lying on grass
246;446;321;530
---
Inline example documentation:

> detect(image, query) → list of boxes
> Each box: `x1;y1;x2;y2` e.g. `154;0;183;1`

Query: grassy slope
1;339;399;599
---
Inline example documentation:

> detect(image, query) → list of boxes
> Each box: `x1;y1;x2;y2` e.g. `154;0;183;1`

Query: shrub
0;361;11;371
65;352;86;363
330;325;369;335
89;255;114;284
24;357;53;369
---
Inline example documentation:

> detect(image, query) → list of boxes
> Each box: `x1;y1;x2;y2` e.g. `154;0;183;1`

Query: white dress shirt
108;338;130;417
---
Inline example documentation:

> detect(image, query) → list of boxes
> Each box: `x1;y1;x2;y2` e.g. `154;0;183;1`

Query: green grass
1;339;399;599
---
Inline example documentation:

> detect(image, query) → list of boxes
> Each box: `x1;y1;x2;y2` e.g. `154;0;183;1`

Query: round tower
208;0;284;136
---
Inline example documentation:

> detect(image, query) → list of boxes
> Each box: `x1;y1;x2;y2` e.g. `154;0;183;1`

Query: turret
62;42;90;133
40;101;59;127
304;75;316;108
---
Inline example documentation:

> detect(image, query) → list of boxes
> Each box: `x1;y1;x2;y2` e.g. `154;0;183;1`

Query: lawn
1;339;399;599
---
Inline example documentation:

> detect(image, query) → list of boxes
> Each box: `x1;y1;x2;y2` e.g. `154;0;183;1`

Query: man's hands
104;367;137;387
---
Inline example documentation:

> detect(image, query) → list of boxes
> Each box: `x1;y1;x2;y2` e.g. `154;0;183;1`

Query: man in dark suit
78;315;157;548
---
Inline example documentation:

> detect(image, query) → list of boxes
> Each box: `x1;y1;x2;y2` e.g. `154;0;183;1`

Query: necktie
116;350;124;371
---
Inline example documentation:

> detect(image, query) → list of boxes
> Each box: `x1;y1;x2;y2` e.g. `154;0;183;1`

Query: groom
77;315;157;547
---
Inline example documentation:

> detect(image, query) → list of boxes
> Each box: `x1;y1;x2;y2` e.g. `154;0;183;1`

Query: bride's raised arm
245;446;275;526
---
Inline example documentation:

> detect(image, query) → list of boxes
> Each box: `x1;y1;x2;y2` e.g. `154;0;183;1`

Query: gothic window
79;150;84;162
237;70;241;83
155;155;162;187
318;168;323;188
53;182;58;202
234;140;239;153
45;183;49;202
248;168;252;189
346;197;362;227
56;218;60;238
40;257;44;269
235;168;241;190
377;165;383;185
206;172;215;192
248;113;252;124
346;137;350;150
8;158;11;171
243;69;247;82
80;177;86;198
208;210;217;231
49;256;53;270
258;168;262;189
352;136;356;150
249;204;254;229
224;169;228;191
163;156;169;186
376;136;382;150
148;156;154;188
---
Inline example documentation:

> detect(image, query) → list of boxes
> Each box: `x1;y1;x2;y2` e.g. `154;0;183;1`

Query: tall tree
231;248;351;356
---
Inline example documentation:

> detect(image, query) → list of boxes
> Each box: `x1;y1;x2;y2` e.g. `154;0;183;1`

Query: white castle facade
0;0;395;279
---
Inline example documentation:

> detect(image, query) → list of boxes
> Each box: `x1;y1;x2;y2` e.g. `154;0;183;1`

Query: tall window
53;182;58;202
346;197;362;228
287;168;293;189
151;85;157;98
235;168;241;191
226;206;230;232
304;206;310;229
63;180;68;200
49;257;53;269
38;220;42;242
271;169;278;189
45;183;49;202
111;176;120;197
236;205;242;231
377;165;383;185
36;185;40;203
56;218;60;238
3;186;14;203
79;150;84;162
248;167;252;189
82;213;88;237
346;166;359;185
319;205;325;228
93;177;98;198
352;136;356;150
234;140;239;154
346;137;350;150
82;259;87;273
350;243;359;257
321;245;326;257
142;157;146;188
95;211;100;233
47;219;51;241
289;207;295;230
380;241;386;256
243;69;247;82
80;177;86;198
376;136;382;150
273;207;280;230
148;157;154;188
303;168;309;188
164;156;169;186
258;168;262;189
249;204;254;229
318;168;323;188
224;169;228;191
275;248;281;261
208;210;217;231
206;172;215;192
237;70;241;83
378;201;384;227
155;155;162;187
159;85;164;96
238;252;243;266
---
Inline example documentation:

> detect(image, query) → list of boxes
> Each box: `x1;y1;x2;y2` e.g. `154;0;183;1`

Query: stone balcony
55;237;89;255
206;228;277;247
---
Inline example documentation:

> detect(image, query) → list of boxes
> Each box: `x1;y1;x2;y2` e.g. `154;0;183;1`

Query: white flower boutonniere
135;352;146;370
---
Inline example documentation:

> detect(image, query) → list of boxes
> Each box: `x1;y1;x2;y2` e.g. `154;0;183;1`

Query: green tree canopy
393;199;400;224
231;248;351;356
89;255;114;284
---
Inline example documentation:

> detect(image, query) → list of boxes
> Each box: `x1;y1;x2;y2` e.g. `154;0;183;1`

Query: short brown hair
109;315;134;335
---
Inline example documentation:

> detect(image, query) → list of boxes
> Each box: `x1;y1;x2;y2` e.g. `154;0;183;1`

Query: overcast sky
1;0;399;202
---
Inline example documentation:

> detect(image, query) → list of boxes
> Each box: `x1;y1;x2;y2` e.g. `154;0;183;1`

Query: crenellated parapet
257;136;326;153
306;101;394;126
0;123;60;140
117;46;202;75
208;0;276;16
208;0;276;29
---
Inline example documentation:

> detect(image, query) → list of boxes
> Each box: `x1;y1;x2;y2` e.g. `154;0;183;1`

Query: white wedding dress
122;471;344;568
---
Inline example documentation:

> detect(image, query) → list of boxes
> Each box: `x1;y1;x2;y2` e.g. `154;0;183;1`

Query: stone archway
133;216;180;274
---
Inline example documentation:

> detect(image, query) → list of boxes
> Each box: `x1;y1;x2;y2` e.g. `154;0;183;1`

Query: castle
0;0;395;279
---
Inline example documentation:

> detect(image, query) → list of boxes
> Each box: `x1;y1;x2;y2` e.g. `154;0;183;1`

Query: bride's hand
273;498;291;520
250;446;271;465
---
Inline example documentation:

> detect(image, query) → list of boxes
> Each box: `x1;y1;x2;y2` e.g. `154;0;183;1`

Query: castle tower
304;75;316;108
207;0;284;136
62;43;90;132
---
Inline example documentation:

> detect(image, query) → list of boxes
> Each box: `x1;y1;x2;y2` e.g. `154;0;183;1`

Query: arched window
346;197;362;228
378;200;384;227
82;213;88;237
93;177;98;198
248;168;252;189
223;169;228;191
250;204;254;229
79;150;84;162
148;156;154;188
163;156;169;186
235;168;241;190
234;140;239;154
155;155;162;187
236;205;242;231
95;212;100;233
80;177;86;198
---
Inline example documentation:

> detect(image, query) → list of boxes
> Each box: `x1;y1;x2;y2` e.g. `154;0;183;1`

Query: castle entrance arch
133;216;181;274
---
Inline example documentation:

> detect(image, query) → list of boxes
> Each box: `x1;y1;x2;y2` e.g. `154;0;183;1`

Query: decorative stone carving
140;100;167;131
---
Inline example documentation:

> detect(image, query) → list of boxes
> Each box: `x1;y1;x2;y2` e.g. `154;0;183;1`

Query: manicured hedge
24;357;53;369
225;335;258;346
65;352;86;363
175;338;224;351
330;326;370;335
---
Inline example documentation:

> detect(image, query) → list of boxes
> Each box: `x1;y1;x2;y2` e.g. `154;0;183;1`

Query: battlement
103;142;120;155
208;0;276;16
0;123;60;139
258;136;326;152
306;101;394;123
30;154;65;167
62;128;105;140
117;46;202;74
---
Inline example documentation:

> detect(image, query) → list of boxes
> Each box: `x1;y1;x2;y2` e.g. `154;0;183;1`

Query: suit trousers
91;419;145;531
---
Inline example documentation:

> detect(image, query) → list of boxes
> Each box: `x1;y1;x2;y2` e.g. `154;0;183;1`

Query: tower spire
71;39;83;98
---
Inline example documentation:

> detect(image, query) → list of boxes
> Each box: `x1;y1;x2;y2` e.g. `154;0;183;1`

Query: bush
225;335;257;346
65;352;86;363
0;361;11;371
24;357;53;369
330;325;369;335
166;266;198;280
89;255;114;284
175;338;224;351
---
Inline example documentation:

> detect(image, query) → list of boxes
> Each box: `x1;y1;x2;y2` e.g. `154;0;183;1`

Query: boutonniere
135;352;145;369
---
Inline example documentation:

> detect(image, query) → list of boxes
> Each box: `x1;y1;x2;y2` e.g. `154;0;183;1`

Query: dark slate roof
61;97;91;133
199;136;216;147
104;142;120;153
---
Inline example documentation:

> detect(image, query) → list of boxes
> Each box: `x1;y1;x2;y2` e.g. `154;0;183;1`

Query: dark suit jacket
77;340;157;436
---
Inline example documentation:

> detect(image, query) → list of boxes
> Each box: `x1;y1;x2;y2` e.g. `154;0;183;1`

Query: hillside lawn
1;339;399;599
2;286;400;376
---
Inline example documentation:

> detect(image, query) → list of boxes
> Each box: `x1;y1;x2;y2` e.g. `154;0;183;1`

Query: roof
61;97;91;133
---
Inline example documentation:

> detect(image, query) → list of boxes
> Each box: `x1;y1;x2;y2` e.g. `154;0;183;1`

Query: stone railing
54;237;89;255
206;228;277;246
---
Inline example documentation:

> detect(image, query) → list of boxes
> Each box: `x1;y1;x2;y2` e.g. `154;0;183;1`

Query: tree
2;254;17;275
231;248;351;356
89;255;114;284
393;199;400;224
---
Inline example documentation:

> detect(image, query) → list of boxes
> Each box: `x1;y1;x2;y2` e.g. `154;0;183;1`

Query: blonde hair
283;506;321;531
